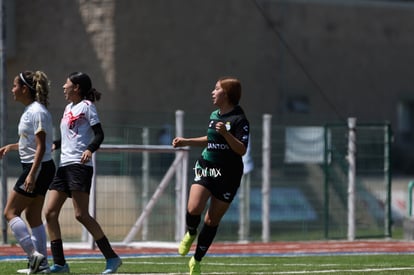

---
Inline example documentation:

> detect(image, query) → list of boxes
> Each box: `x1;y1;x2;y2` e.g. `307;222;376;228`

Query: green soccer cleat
178;232;196;256
188;256;201;275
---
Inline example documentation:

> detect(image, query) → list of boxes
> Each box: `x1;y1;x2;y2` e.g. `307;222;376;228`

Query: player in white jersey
0;71;55;274
44;72;121;274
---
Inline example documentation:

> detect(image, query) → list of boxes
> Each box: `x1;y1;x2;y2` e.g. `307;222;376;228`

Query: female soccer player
172;76;250;275
45;72;121;274
1;71;55;274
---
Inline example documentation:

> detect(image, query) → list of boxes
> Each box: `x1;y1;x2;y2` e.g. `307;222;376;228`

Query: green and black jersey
201;105;250;166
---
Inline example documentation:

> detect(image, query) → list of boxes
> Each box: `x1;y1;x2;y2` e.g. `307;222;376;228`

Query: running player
172;76;250;275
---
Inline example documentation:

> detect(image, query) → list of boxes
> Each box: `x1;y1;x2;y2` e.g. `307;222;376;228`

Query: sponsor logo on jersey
194;161;222;181
207;143;230;150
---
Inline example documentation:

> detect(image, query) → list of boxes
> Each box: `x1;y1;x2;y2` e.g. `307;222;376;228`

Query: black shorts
49;164;93;198
14;159;56;198
192;157;243;203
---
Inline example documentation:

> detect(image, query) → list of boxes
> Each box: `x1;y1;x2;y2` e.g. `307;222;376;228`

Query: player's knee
3;211;12;222
45;209;58;223
74;212;90;224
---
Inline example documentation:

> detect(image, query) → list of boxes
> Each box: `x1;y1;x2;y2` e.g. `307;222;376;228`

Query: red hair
219;77;241;105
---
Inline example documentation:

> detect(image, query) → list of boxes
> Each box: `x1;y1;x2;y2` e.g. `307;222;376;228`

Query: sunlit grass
1;254;414;274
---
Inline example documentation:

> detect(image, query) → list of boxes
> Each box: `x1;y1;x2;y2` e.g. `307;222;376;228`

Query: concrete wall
5;0;414;169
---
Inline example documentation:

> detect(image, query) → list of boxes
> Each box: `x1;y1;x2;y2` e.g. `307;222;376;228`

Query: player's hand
0;145;11;159
81;150;92;164
24;174;36;193
172;137;185;148
215;122;228;136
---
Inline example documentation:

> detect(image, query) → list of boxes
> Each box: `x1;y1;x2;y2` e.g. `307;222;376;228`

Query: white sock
31;224;47;257
9;216;35;256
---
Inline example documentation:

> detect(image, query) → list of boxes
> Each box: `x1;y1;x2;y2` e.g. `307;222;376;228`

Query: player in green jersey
172;76;250;275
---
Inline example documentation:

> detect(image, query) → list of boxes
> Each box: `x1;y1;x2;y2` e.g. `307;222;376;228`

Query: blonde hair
19;70;51;107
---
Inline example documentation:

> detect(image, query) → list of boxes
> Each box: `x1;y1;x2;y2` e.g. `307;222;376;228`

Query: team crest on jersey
225;122;231;131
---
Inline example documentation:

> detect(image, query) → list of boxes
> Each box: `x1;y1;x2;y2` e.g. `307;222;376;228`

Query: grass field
1;254;414;274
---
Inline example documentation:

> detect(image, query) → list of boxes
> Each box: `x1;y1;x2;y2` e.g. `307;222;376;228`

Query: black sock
186;211;201;235
194;223;218;261
96;236;118;259
50;239;66;266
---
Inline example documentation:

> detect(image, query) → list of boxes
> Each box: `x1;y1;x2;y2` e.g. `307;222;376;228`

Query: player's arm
215;122;246;156
52;139;61;151
0;143;18;158
81;123;104;163
172;136;208;148
25;131;46;191
87;123;104;152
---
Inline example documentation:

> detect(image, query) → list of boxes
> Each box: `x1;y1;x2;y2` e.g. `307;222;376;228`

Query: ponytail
33;71;50;107
68;72;102;102
85;88;101;102
18;70;50;107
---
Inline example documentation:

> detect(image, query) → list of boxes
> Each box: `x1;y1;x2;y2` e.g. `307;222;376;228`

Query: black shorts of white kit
49;164;93;198
192;157;243;203
14;159;56;198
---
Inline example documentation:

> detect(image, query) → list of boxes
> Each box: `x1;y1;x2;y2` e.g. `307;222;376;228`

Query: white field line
77;260;414;274
94;268;414;275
